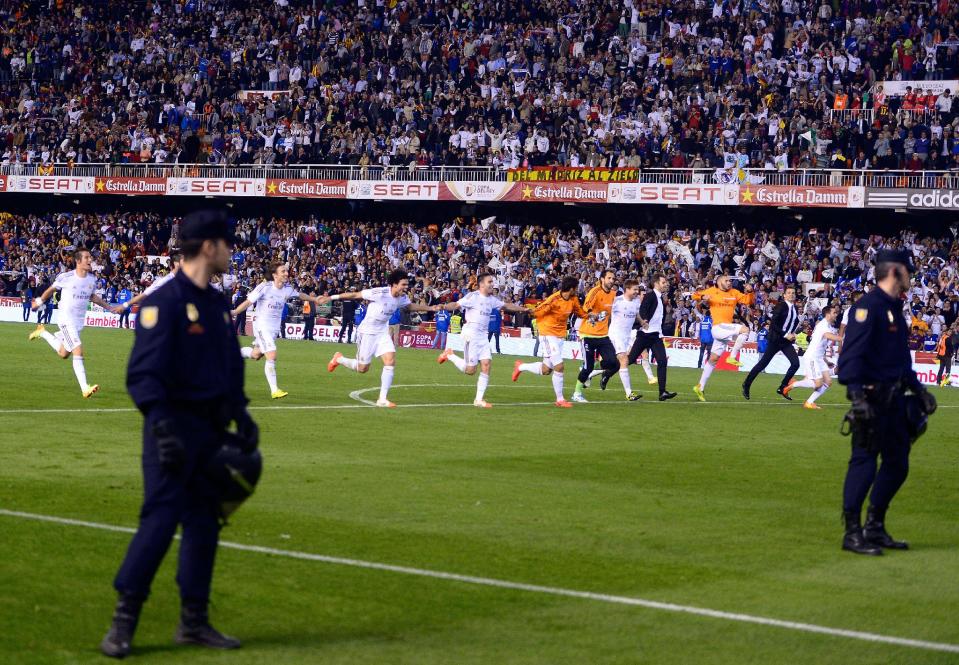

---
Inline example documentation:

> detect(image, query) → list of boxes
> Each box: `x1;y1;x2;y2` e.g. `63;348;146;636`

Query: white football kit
52;270;96;351
803;318;837;378
609;295;640;354
355;286;411;364
457;291;504;365
249;281;297;353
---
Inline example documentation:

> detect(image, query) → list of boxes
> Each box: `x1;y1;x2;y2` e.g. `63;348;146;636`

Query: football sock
448;353;466;372
551;371;565;401
240;346;254;359
72;355;88;388
519;362;543;375
379;365;394;402
265;360;278;393
807;385;829;404
619;369;633;395
475;372;490;402
339;356;359;371
699;361;715;389
41;330;60;352
731;333;747;357
641;358;654;380
574;380;585;395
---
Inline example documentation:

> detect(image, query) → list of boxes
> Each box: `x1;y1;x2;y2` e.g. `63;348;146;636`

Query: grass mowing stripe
2;507;957;656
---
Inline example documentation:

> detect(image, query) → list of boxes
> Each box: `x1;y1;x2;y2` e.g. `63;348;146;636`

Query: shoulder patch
855;308;868;323
139;306;159;329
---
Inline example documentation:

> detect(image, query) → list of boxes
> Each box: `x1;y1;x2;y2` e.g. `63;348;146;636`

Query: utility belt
860;380;908;408
169;398;232;430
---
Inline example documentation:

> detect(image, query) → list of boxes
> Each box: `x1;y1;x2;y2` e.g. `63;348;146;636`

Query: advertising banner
440;181;517;202
5;176;95;194
865;188;959;210
608;183;738;205
266;179;348;198
739;185;864;208
95;177;167;195
165;177;266;197
503;181;610;203
879;80;958;96
507;167;639;182
398;329;438;349
347;180;440;201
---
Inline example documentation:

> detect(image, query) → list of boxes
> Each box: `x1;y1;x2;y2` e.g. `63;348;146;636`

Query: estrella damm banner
507;168;639;182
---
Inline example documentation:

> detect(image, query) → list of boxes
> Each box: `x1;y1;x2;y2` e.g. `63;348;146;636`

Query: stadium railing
2;164;958;189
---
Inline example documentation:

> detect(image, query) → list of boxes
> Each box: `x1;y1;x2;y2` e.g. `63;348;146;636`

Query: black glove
233;409;259;453
917;386;938;415
152;419;186;472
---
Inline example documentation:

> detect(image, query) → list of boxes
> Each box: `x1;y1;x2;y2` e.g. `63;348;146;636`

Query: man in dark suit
742;284;801;400
626;273;677;401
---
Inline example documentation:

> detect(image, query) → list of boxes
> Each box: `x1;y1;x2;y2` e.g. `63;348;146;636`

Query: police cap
874;249;916;273
180;209;236;245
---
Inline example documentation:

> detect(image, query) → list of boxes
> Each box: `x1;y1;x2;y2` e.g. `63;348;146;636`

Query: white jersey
53;270;96;326
807;318;837;361
609;295;641;338
358;286;411;335
143;271;176;296
248;281;297;331
458;291;504;338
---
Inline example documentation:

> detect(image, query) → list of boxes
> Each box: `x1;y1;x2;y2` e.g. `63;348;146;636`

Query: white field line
0;508;957;654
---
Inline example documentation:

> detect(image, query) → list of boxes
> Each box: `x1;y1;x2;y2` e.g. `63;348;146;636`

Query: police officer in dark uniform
101;211;259;657
837;249;937;556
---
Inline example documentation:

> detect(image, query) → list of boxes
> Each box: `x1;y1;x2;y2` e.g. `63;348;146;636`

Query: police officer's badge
887;310;895;323
855;308;868;323
140;306;159;329
186;303;199;322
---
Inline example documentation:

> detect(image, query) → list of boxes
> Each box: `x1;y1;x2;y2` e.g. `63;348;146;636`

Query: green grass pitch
1;322;957;664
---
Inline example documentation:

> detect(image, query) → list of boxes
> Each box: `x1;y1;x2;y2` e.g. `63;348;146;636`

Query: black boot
100;594;144;658
842;510;882;556
863;505;909;550
174;600;241;650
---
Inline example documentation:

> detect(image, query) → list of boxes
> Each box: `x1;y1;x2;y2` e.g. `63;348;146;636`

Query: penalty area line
0;508;957;655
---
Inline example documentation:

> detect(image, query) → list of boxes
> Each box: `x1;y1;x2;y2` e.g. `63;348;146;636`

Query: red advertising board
95;177;167;195
266;179;348;198
739;186;863;208
504;181;610;203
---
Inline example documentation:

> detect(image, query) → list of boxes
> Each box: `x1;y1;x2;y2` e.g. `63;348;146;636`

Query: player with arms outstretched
691;275;754;401
326;270;440;407
231;262;325;399
783;304;842;409
28;248;119;397
437;273;530;407
601;278;645;400
511;276;589;408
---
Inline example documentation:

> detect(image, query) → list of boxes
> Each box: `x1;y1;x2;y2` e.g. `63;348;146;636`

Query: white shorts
710;322;743;354
462;333;492;366
610;331;632;355
803;355;830;379
539;335;565;367
356;330;395;365
57;320;84;352
252;326;279;354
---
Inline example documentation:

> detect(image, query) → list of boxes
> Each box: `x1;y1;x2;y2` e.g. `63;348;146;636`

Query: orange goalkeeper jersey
533;290;588;337
578;282;615;337
692;286;754;325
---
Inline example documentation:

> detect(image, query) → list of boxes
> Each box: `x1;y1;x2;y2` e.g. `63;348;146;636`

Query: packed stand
1;210;958;349
2;0;959;173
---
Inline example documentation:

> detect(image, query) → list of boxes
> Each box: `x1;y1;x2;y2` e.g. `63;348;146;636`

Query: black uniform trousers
114;410;224;603
338;320;354;343
842;394;911;514
627;331;669;394
234;311;247;337
742;337;800;390
578;336;618;383
937;353;952;383
303;314;315;340
119;309;131;329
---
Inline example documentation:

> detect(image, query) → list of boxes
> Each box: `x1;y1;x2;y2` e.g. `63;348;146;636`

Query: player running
28;248;119;398
572;269;622;403
691;275;754;401
231;262;325;399
436;272;530;408
511;276;589;408
783;304;841;409
598;278;646;400
325;269;440;407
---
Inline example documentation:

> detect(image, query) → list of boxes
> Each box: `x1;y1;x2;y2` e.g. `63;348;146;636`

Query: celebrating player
512;276;589;408
231;262;325;399
326;270;440;407
691;275;754;401
28;248;119;398
571;269;621;403
783;304;841;409
120;253;182;312
437;273;530;408
598;278;645;400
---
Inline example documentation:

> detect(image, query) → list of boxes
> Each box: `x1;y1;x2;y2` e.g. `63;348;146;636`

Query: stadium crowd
2;211;958;350
2;0;959;172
